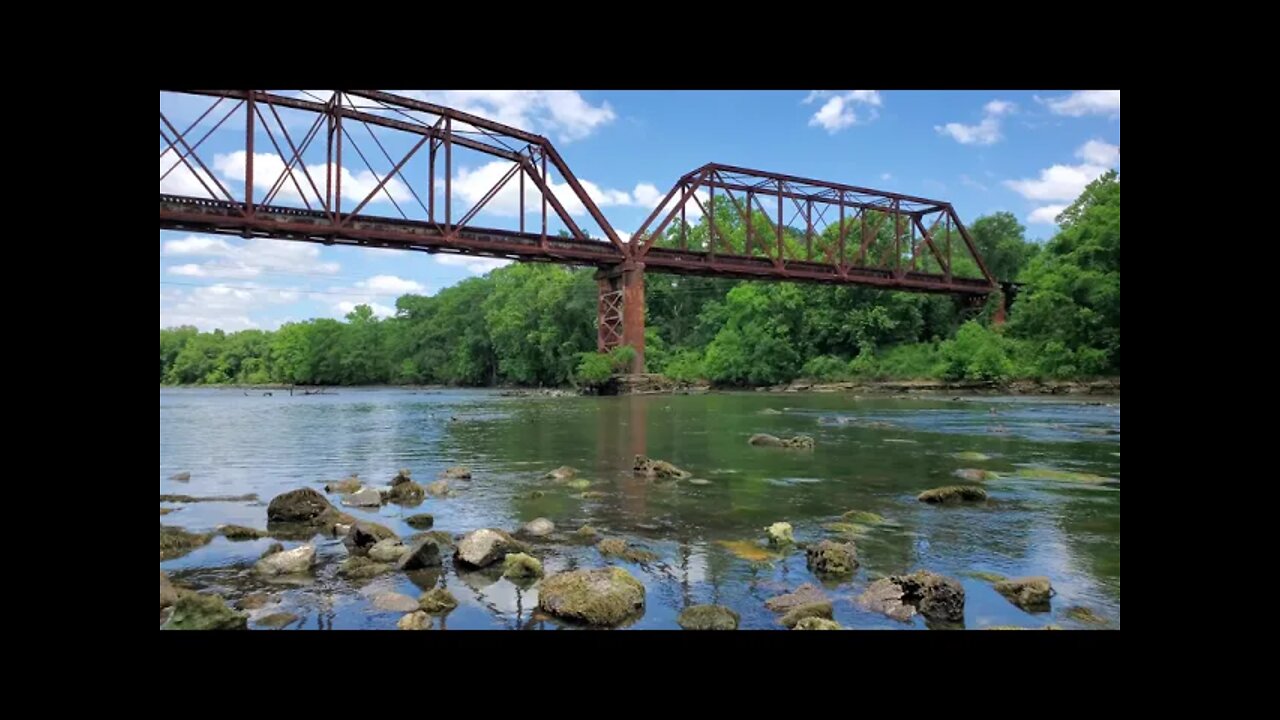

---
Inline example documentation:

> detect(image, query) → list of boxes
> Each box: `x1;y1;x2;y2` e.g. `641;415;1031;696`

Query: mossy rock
405;513;435;530
805;540;859;576
793;617;841;630
218;525;266;541
840;510;886;525
993;576;1053;611
779;601;834;628
717;539;779;563
538;567;646;626
1015;467;1112;484
822;522;870;538
418;588;459;614
502;552;544;579
596;538;658;564
574;525;600;542
565;478;592;490
162;592;247;630
337;556;393;579
1065;606;1108;625
917;485;988;504
765;522;795;546
677;604;739;630
160;525;212;560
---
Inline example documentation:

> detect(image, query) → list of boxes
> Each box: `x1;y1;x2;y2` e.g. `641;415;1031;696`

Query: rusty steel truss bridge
160;89;1009;372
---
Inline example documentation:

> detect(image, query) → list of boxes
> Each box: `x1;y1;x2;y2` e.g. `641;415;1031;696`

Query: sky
160;89;1120;332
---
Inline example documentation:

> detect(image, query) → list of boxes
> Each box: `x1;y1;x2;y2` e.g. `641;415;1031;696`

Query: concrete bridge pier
595;262;646;373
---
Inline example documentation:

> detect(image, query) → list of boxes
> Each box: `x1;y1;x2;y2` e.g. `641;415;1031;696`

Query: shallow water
159;388;1120;630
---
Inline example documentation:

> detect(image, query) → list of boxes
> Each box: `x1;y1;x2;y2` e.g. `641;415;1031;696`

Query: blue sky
160;89;1119;332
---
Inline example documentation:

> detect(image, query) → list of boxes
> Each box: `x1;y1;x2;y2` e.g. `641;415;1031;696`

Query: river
159;387;1120;630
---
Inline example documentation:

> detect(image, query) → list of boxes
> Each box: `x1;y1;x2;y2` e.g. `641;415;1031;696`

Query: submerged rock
254;544;315;576
524;490;546;499
749;434;815;449
521;517;556;537
953;468;999;482
574;525;600;542
162;592;247;630
718;539;779;563
218;524;266;541
764;583;828;613
917;485;988;504
255;612;299;629
338;556;394;579
397;611;432;630
780;601;834;628
405;513;435;529
994;576;1054;611
160;493;259;503
805;540;859;576
1065;606;1108;625
759;408;784;415
236;593;273;611
565;478;591;490
368;539;410;564
160;571;178;610
169;471;191;482
160;525;212;560
822;522;870;538
765;522;795;546
858;570;965;623
543;466;577;481
953;452;991;461
596;538;658;564
677;604;739;630
633;455;692;480
502;552;544;579
342;487;383;508
324;475;362;494
440;466;472;480
418;588;459;614
794;617;841;630
538;567;646;626
963;570;1006;584
373;592;420;613
396;537;443;571
425;480;451;497
455;528;528;568
580;491;608;500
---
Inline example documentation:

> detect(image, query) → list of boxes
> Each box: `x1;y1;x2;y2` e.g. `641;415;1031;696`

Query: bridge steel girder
161;90;1005;377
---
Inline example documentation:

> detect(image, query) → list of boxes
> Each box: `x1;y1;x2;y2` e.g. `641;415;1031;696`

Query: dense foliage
160;175;1118;386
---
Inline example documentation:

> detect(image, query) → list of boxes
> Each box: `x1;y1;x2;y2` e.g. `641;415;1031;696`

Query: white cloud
160;282;299;332
632;183;662;206
936;99;1016;145
211;151;413;207
1028;204;1068;225
1007;139;1119;225
432;254;513;275
162;234;341;279
1039;90;1120;118
161;149;227;199
356;274;425;294
446;160;653;219
398;90;616;142
804;91;883;133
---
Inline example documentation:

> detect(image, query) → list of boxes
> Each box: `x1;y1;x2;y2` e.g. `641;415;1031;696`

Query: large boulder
267;487;332;523
537;567;646;626
858;570;965;623
396;537;443;571
455;528;528;568
677;604;739;630
254;545;315;576
994;576;1053;611
633;455;692;480
917;485;988;504
805;540;859;576
161;592;247;630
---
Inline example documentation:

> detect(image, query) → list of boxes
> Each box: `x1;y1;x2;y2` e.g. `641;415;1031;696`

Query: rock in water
160;526;212;560
342;487;383;508
425;480;451;497
338;556;393;579
917;485;988;504
454;528;527;568
260;542;284;559
267;487;333;522
765;584;828;612
805;540;859;576
765;522;795;546
385;479;426;506
677;605;739;630
543;466;577;480
521;517;556;537
396;537;443;571
169;471;191;482
391;469;413;485
502;552;544;579
857;570;965;623
368;539;410;564
373;592;420;613
440;466;471;480
779;602;834;628
994;576;1053;611
218;525;266;540
324;475;362;494
405;513;435;529
397;611;432;630
254;544;315;576
793;617;841;630
596;538;658;563
418;588;459;614
254;612;299;629
633;455;692;480
342;522;398;556
749;433;785;447
538;567;646;626
162;593;247;630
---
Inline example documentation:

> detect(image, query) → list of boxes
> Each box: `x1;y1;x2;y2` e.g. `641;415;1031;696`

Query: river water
159;387;1120;630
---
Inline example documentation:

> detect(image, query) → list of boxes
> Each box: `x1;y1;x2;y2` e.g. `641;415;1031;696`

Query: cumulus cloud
1007;139;1120;224
397;90;616;142
161;234;341;279
936;99;1016;145
803;91;883;133
432;254;513;275
1038;90;1120;118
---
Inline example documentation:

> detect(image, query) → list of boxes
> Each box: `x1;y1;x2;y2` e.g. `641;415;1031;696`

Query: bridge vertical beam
595;263;646;373
622;263;646;373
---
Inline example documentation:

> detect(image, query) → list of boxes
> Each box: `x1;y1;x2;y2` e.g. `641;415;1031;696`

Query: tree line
160;172;1119;387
